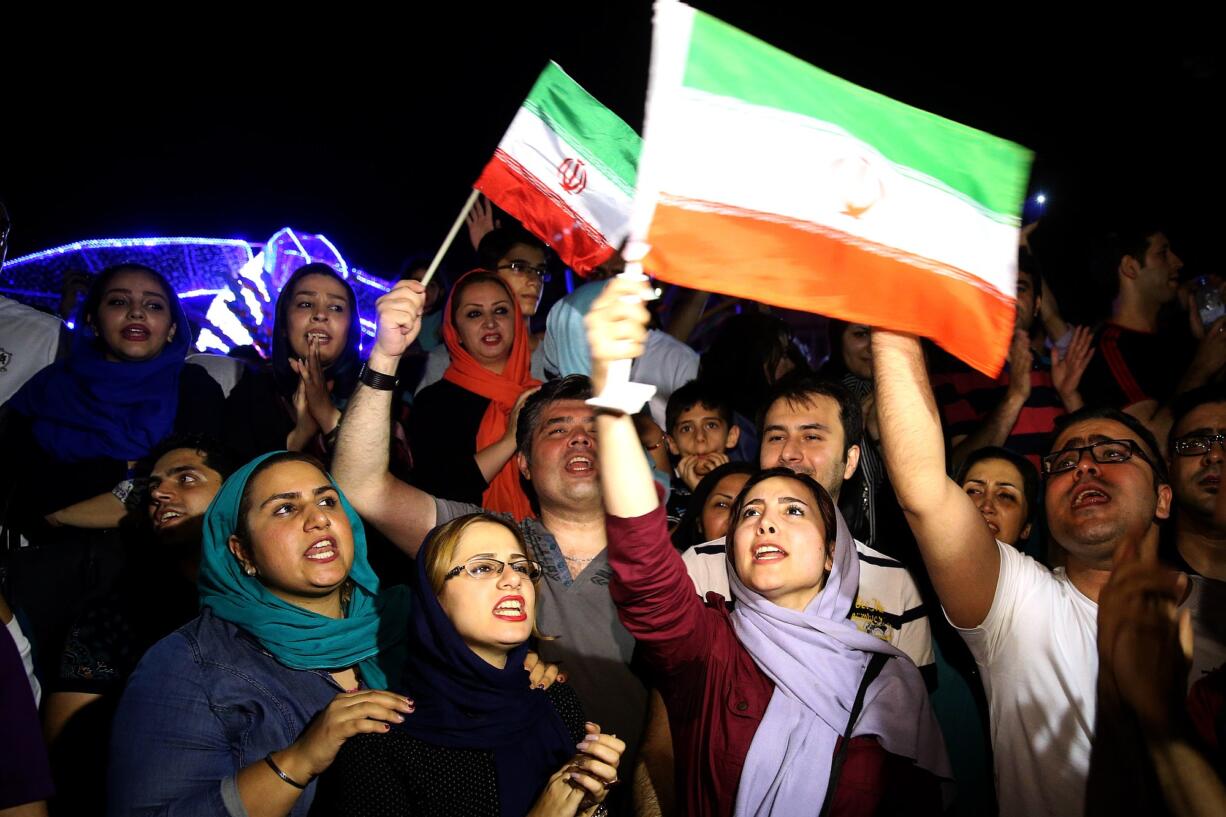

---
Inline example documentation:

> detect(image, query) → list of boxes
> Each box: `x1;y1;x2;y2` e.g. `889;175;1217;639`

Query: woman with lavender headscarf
588;277;950;816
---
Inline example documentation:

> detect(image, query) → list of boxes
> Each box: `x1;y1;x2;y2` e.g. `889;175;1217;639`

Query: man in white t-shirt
873;330;1173;817
682;376;934;678
0;295;62;406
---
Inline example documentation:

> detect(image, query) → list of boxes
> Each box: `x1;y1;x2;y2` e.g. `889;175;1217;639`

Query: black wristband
359;363;399;391
264;753;308;789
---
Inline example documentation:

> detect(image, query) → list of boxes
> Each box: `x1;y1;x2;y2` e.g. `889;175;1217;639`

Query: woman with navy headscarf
224;262;365;466
1;262;224;683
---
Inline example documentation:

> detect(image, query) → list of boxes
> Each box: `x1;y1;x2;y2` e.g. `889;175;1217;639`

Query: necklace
562;553;597;564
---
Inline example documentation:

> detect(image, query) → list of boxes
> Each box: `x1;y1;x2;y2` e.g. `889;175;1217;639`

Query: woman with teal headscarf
109;451;412;817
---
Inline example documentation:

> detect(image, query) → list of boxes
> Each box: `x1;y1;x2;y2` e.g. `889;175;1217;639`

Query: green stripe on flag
523;62;641;197
682;11;1032;219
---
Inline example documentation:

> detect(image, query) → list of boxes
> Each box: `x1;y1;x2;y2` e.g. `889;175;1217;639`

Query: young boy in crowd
664;381;742;526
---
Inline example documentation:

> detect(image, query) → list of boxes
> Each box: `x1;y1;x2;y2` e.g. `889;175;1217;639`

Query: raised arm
332;281;437;556
587;278;659;519
872;330;1000;628
588;278;716;665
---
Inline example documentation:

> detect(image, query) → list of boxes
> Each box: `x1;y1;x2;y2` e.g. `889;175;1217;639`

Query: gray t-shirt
433;498;647;768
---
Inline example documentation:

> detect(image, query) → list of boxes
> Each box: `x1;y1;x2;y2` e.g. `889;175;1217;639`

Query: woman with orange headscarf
408;271;540;519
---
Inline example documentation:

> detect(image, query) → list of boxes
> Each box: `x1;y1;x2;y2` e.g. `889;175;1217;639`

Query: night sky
3;7;1217;325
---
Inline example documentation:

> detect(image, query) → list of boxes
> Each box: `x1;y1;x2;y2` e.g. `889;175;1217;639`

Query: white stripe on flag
497;107;634;248
645;86;1019;297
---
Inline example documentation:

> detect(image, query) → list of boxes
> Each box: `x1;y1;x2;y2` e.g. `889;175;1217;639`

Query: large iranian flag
634;1;1033;375
475;62;641;274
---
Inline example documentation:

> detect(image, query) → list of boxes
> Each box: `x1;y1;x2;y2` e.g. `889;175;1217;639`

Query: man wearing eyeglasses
1165;384;1226;688
873;329;1177;817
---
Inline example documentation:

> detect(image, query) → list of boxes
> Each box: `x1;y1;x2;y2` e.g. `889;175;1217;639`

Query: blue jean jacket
108;608;344;816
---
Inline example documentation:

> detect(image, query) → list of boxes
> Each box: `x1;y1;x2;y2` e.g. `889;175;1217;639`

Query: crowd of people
1;211;1224;817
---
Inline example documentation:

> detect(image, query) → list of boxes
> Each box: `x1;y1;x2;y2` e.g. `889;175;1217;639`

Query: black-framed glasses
497;260;549;280
1041;439;1157;476
444;556;543;582
1173;433;1226;457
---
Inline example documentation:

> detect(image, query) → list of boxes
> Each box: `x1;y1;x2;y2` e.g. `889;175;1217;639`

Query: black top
311;682;586;817
1079;323;1191;410
223;365;297;465
408;379;491;505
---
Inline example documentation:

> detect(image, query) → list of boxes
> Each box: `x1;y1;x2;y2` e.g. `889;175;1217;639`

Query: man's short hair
516;375;593;456
137;432;237;481
757;376;863;455
665;380;734;434
1051;406;1168;484
477;226;548;272
1092;221;1165;303
1168;384;1226;452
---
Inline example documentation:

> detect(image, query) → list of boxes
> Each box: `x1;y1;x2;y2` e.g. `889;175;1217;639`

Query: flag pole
420;188;481;287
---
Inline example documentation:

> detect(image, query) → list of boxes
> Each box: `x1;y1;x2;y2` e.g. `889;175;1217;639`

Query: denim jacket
108;608;344;816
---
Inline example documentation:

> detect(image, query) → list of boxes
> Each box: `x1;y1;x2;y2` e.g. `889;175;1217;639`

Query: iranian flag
475;62;641;274
633;1;1033;375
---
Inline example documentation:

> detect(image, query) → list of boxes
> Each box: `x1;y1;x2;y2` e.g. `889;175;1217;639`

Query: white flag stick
420;188;481;287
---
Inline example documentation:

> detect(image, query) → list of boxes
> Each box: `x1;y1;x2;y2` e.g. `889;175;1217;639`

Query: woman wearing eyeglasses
409;270;540;517
313;512;624;817
587;278;949;816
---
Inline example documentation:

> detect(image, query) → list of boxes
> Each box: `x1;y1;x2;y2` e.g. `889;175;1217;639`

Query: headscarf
271;263;362;404
395;518;574;817
198;452;410;689
729;490;950;815
6;264;191;463
441;270;540;519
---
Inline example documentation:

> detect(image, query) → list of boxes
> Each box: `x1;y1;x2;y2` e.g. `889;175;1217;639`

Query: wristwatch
358;363;399;391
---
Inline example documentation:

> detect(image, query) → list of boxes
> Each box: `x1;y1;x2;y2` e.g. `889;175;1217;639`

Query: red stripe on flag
645;201;1016;376
475;151;615;273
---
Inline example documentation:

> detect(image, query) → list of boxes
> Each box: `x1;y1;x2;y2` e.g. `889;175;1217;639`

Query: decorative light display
1;228;393;355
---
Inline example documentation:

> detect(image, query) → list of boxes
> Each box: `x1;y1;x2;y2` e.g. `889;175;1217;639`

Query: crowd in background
1;205;1224;817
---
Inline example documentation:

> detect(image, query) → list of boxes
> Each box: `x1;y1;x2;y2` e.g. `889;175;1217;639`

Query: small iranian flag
475;62;641;274
633;1;1033;375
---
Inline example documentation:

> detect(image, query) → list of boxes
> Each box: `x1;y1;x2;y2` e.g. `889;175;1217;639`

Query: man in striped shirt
932;253;1091;474
1077;224;1226;446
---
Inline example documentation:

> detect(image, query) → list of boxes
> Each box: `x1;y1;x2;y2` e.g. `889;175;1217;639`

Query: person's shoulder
0;296;62;332
416;378;486;410
853;540;905;569
132;611;216;675
180;359;227;393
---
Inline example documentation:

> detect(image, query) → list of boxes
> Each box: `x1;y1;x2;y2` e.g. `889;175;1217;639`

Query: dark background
2;6;1217;325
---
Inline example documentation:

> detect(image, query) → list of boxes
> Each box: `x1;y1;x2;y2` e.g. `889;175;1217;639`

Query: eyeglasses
497;260;549;280
1041;439;1157;476
444;556;543;582
1173;433;1226;457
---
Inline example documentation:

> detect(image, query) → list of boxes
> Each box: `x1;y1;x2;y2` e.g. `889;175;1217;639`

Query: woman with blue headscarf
1;263;224;682
109;451;412;817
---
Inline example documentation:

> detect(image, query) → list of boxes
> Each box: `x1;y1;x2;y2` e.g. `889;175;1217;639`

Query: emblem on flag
558;158;589;194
